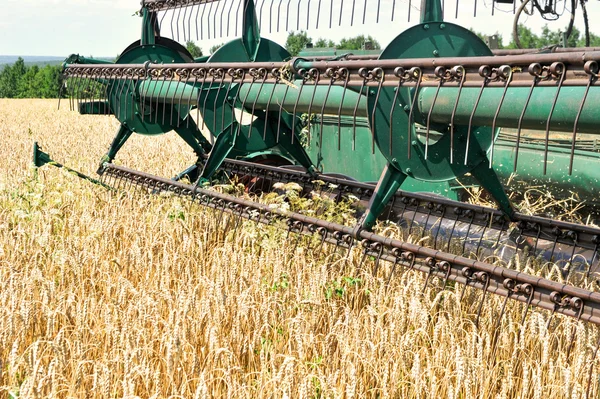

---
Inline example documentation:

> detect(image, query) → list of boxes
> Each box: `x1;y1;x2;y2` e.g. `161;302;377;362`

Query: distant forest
2;23;599;99
0;58;63;98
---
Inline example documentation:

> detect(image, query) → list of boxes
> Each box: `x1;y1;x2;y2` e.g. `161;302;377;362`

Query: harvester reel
110;37;195;135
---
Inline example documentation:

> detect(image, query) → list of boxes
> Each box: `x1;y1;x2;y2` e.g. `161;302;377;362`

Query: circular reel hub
368;22;494;182
106;37;194;136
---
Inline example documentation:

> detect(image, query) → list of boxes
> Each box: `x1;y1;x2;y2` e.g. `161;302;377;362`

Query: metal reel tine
212;0;220;39
514;63;542;172
461;210;475;254
337;70;350;151
422;257;436;294
153;73;165;124
258;0;266;30
543;62;566;175
107;70;117;118
182;2;190;42
102;77;110;116
249;68;268;138
235;0;243;36
489;65;512;168
407;0;411;22
200;1;208;39
566;301;584;359
446;209;461;252
362;0;367;24
386;250;402;287
120;74;131;123
432;206;446;250
291;70;307;144
75;76;84;109
357;240;371;275
177;72;190;128
319;71;335;149
490;280;513;356
520;284;535;326
262;71;279;141
316;227;328;257
425;68;446;161
163;73;175;126
315;0;323;29
276;0;283;31
407;68;422;160
185;73;199;129
570;61;597;175
338;0;344;26
389;70;403;158
285;0;292;31
268;0;275;33
352;77;366;151
350;0;356;25
464;65;489;166
201;70;214;130
207;0;215;39
237;70;254;135
220;0;229;38
177;5;184;42
474;272;490;328
197;69;208;137
276;79;291;143
371;243;384;276
213;70;227;135
329;0;333;28
370;69;384;154
170;77;180;127
222;70;236;135
227;0;236;36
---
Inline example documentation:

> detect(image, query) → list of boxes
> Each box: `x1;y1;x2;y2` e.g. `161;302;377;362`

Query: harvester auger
35;0;600;368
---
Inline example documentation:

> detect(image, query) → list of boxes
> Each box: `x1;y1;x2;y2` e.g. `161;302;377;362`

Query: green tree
337;35;381;50
286;31;312;56
578;32;600;47
315;38;335;48
185;40;203;58
507;24;541;49
471;30;506;49
209;43;224;54
0;65;16;98
37;66;63;98
19;65;40;98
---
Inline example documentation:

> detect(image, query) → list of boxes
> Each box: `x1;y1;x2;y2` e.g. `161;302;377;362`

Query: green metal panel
236;83;367;116
304;115;461;199
138;80;199;104
493;137;600;204
417;86;600;134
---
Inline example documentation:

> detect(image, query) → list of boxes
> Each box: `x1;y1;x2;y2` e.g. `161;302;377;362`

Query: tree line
474;24;600;50
0;58;63;99
2;24;598;99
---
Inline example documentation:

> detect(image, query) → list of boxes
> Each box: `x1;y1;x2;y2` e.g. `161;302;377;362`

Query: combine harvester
35;0;600;387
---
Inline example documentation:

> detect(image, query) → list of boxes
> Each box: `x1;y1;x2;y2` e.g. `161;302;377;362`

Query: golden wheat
1;99;599;398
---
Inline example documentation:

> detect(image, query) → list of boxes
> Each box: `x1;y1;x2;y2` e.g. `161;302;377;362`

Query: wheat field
1;99;600;398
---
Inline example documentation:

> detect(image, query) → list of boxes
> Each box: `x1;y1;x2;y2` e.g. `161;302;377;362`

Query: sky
1;0;600;57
